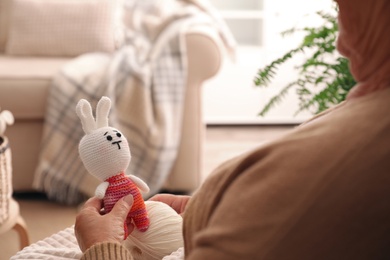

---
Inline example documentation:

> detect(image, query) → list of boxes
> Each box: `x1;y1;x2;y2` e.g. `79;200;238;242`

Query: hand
75;195;134;252
148;194;191;216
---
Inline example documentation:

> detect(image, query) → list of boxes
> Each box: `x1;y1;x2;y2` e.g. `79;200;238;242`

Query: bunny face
76;96;132;181
79;126;131;181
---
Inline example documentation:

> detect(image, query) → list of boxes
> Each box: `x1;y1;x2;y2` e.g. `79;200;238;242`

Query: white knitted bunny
76;96;150;236
0;109;14;136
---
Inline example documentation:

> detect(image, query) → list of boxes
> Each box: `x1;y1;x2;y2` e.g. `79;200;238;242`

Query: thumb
110;195;133;221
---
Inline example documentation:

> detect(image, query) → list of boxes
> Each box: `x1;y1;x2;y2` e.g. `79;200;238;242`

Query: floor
0;125;293;259
202;125;293;181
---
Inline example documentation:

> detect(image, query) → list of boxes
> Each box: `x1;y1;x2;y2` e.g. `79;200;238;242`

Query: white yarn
124;201;184;260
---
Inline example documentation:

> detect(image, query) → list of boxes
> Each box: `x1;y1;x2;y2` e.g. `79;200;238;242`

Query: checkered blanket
33;0;235;204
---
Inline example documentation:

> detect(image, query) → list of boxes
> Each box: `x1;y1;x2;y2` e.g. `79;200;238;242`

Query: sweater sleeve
81;242;134;260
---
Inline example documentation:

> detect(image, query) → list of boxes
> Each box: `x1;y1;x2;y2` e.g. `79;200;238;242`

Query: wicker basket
0;135;12;224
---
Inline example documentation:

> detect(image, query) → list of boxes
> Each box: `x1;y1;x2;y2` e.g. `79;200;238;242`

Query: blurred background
204;0;333;124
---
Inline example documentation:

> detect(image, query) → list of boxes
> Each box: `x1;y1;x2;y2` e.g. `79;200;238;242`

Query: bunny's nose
112;140;122;149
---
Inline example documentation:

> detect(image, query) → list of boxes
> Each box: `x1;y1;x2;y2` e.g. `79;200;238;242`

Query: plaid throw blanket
33;0;235;204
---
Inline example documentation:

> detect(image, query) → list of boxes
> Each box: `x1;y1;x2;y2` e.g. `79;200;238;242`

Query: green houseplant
254;8;356;116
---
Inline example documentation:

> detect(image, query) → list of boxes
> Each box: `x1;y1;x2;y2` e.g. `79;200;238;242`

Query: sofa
0;0;224;197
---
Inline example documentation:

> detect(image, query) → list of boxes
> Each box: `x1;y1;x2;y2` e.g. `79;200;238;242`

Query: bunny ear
0;110;14;135
96;96;111;128
76;99;96;134
0;110;14;125
0;121;5;136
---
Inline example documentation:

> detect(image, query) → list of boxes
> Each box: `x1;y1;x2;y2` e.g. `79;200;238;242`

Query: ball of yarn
124;201;183;260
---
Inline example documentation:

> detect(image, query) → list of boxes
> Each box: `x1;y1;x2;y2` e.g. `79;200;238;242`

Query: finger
126;222;135;234
110;195;133;222
149;194;190;214
148;193;165;202
148;193;175;204
171;195;190;214
82;197;103;213
149;194;179;210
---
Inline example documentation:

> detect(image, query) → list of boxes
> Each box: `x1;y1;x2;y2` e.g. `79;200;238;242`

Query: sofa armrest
163;28;222;192
186;27;222;85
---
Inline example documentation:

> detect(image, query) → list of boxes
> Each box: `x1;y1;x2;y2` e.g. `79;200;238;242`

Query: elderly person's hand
75;195;134;252
148;194;191;216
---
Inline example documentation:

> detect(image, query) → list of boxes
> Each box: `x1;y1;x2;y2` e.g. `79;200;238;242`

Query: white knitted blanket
11;226;185;260
11;227;82;260
32;0;235;204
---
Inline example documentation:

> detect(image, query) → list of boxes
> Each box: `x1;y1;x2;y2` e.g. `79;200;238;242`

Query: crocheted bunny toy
76;96;150;238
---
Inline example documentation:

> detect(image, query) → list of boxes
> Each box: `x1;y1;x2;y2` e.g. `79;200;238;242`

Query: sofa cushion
0;55;70;119
5;0;117;57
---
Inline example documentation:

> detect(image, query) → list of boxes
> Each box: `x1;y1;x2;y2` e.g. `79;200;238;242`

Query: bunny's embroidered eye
116;132;121;138
104;132;113;141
